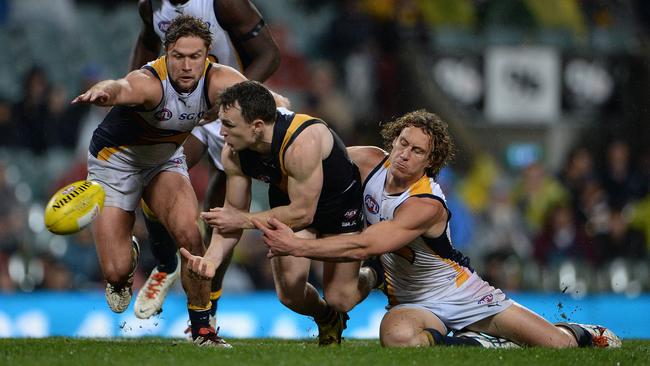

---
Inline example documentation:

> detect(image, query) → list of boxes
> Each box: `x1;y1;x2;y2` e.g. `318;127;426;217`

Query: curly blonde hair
380;110;454;178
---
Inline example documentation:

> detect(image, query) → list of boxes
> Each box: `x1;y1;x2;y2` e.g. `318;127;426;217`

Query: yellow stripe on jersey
409;175;434;196
97;147;124;161
385;273;399;306
421;244;470;288
150;56;168;80
278;114;319;175
383;158;390;168
439;254;470;287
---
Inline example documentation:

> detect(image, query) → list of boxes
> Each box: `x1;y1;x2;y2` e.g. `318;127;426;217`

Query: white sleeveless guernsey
363;158;473;306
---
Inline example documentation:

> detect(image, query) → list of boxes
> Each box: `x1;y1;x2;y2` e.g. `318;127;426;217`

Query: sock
209;289;222;318
556;323;592;347
314;305;337;324
424;328;481;347
188;303;212;338
143;210;178;273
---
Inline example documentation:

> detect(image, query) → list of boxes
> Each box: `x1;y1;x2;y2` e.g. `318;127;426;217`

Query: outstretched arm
216;0;280;82
254;197;447;261
71;69;161;108
184;146;251;279
129;0;161;71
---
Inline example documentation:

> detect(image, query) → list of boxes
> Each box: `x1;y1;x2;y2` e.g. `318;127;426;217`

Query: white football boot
453;330;521;349
105;236;140;313
134;251;181;319
561;323;622;348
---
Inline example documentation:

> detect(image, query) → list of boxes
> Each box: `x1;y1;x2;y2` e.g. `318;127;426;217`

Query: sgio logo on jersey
179;111;206;120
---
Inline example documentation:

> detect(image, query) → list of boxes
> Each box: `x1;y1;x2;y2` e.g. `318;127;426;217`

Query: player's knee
380;329;419;347
170;226;202;253
102;260;132;286
276;289;301;309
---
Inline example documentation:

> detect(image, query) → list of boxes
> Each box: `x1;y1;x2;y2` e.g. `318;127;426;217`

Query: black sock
424;328;481;347
556;323;592;347
315;305;337;324
188;306;212;338
209;289;221;318
143;213;178;273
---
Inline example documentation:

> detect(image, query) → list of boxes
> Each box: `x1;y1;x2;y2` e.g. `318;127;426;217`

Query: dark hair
164;15;212;50
218;81;276;124
380;109;454;178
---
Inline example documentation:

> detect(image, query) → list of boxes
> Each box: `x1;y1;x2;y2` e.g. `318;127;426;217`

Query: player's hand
198;105;219;125
71;89;111;106
200;207;250;232
252;217;298;258
179;247;216;280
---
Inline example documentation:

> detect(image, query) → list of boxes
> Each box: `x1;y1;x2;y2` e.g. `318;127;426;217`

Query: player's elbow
291;209;314;229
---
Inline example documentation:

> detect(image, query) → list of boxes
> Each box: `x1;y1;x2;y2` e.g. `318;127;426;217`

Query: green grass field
2;338;649;366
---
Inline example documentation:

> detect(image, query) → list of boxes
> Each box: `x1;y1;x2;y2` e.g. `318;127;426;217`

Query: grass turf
2;338;649;366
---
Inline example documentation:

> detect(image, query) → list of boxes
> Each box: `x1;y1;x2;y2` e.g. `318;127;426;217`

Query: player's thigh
468;302;574;347
380;306;446;347
143;170;199;229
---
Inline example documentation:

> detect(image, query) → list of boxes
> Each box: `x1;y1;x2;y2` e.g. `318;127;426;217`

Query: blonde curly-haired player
253;110;621;349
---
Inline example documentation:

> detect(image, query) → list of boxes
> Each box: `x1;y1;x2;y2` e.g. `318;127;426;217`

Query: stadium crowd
0;0;649;297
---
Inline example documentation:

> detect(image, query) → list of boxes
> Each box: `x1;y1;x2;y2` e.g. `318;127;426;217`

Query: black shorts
268;178;364;235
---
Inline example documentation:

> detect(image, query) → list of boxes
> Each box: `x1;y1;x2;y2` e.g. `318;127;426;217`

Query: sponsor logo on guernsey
343;209;358;220
257;175;271;183
154;108;173;121
477;294;494;305
158;21;171;33
364;194;379;214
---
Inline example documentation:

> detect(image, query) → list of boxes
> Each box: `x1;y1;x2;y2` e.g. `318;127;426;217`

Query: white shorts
87;148;189;211
389;272;513;333
191;122;224;170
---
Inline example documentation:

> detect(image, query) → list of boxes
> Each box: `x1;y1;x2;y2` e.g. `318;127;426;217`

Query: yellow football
44;180;105;235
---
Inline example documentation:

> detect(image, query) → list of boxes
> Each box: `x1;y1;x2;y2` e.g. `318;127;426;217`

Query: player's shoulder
347;146;387;180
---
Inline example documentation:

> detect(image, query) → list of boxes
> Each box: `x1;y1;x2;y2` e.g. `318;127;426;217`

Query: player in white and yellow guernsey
72;15;255;347
255;110;621;349
130;0;280;322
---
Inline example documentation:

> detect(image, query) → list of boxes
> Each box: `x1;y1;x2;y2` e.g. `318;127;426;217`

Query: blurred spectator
0;163;26;256
533;204;595;266
473;177;531;260
39;255;73;291
599;139;647;208
265;23;310;110
592;205;647;264
579;180;611;236
513;162;570;235
305;60;355;141
558;146;595;224
59;228;102;289
0;97;18;148
12;66;50;155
